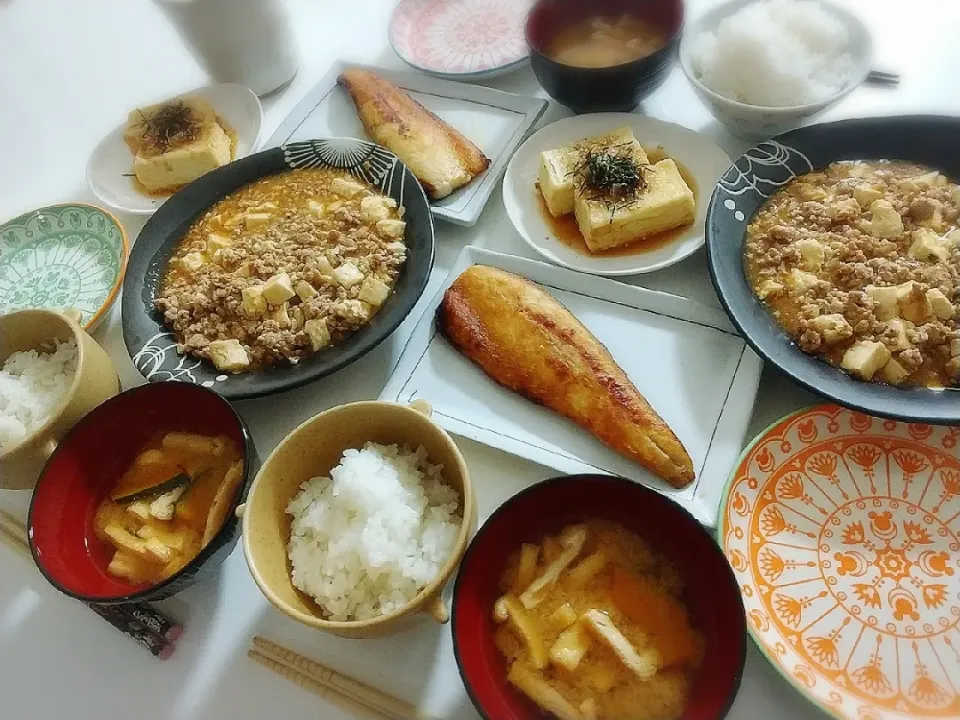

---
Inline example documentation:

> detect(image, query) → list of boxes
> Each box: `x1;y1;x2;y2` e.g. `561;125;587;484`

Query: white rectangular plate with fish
265;62;548;226
380;247;762;525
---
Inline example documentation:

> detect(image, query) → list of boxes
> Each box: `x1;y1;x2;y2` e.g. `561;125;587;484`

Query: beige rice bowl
286;442;462;622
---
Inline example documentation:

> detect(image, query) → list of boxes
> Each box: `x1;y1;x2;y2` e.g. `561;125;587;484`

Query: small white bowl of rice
680;0;873;139
242;399;476;638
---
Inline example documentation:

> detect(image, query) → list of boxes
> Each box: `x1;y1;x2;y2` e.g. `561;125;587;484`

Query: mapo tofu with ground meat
745;161;960;387
155;168;407;372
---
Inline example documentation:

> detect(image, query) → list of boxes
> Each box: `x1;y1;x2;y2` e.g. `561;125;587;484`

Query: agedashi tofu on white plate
125;97;233;194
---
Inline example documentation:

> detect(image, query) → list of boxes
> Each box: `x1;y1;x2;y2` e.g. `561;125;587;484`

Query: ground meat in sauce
744;160;960;388
155;168;407;372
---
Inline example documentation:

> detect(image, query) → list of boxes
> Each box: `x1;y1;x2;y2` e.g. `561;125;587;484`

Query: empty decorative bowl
0;204;128;331
721;404;960;719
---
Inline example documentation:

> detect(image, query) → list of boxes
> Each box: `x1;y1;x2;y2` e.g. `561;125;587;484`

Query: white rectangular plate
380;247;763;526
265;62;548;226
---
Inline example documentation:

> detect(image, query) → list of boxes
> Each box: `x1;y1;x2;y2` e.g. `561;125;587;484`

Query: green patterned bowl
0;204;129;331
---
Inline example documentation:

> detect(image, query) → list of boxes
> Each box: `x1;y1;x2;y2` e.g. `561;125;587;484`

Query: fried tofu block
358;276;391;307
517;543;539;591
550;622;591;672
143;537;174;564
567;550;609;589
137;524;195;552
162;432;217;455
104;524;153;562
508;663;583;720
550;603;579;631
582;609;660;681
520;526;587;609
575;158;695;252
127;501;153;523
107;551;156;584
202;459;244;547
495;596;548;669
95;503;138;540
538;127;641;217
841;340;890;381
131;114;232;193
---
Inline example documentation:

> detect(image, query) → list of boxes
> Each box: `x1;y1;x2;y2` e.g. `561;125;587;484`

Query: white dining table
1;1;959;718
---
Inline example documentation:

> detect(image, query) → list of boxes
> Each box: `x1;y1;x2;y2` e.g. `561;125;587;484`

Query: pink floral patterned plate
389;0;532;79
720;404;960;719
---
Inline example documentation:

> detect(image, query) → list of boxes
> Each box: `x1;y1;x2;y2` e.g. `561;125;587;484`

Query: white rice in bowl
0;339;78;451
286;442;462;622
689;0;855;107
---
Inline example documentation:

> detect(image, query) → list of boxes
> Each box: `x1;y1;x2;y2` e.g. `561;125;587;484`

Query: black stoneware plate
122;138;435;400
707;115;960;425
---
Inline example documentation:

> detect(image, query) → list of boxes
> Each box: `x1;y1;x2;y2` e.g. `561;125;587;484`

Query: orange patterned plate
720;404;960;719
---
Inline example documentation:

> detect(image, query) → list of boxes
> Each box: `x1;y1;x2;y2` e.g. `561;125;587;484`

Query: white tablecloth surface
1;1;958;718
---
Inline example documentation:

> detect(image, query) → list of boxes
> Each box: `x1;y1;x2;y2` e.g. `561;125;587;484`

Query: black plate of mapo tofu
122;138;435;399
708;115;960;425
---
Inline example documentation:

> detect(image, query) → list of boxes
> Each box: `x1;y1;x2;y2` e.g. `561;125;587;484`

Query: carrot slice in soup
610;566;700;668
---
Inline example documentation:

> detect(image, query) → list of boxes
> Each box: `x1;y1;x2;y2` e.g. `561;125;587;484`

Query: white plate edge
380;246;763;526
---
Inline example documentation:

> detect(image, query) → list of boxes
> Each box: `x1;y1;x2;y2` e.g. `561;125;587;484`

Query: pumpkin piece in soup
111;457;189;503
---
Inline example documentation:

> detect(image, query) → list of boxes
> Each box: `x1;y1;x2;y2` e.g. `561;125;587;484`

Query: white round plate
503;114;732;276
86;83;263;216
389;0;532;79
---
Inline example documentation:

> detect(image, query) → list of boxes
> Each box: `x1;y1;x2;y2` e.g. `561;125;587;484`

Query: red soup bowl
526;0;684;114
28;382;259;604
452;475;746;720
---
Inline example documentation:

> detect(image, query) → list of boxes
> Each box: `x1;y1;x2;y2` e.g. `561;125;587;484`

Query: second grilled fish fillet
438;265;695;488
338;69;490;201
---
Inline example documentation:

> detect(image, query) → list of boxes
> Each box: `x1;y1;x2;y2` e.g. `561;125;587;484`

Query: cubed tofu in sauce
156;168;405;372
207;339;250;372
745;159;960;389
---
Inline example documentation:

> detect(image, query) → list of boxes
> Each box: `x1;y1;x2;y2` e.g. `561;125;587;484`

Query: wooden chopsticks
249;636;431;720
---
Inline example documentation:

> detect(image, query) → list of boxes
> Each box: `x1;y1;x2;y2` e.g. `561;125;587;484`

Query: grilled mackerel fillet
338;68;490;201
438;265;695;487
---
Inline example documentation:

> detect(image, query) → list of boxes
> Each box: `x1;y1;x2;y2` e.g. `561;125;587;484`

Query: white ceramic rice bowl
679;0;873;139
